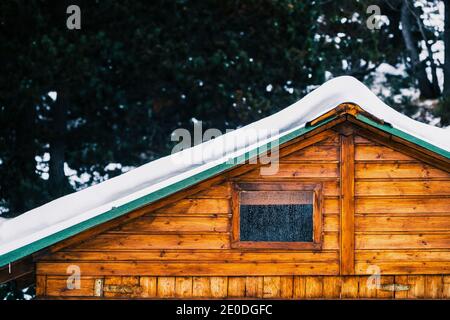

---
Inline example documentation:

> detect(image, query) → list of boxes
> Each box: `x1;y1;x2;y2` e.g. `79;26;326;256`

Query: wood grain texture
356;233;450;250
37;261;340;276
355;163;449;179
356;250;450;262
193;277;211;297
322;276;341;298
72;233;231;250
355;145;415;161
356;197;450;214
356;180;450;196
39;275;450;299
245;276;263;298
35;122;450;299
340;276;359;298
305;276;323;298
340;134;355;275
43;249;339;263
284;145;339;161
228;277;246;297
175;277;193;298
112;215;229;233
46;276;95;297
239;163;339;179
154;199;231;214
356;215;450;232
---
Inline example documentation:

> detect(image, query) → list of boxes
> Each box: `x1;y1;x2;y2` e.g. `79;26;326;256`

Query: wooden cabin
1;77;449;299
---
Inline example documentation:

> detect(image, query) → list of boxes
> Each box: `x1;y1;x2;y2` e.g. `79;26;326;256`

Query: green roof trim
356;114;450;159
0;116;338;267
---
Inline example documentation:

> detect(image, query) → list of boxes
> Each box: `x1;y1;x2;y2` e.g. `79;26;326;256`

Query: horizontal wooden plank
356;215;450;232
356;163;449;179
263;276;281;298
356;233;450;249
61;231;338;255
324;198;339;214
72;234;230;250
46;276;95;297
37;261;339;276
356;198;450;214
44;250;339;263
240;190;313;205
323;214;339;232
189;184;231;199
154;199;230;214
237;181;338;197
239;163;339;179
283;145;339;161
354;136;375;145
317;134;339;145
356;250;450;262
103;276;125;298
323;181;339;197
355;261;450;275
356;181;450;196
320;232;339;250
245;276;263;298
355;145;414;161
111;216;229;233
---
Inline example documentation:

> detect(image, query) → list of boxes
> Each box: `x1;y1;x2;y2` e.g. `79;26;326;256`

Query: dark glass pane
240;204;313;242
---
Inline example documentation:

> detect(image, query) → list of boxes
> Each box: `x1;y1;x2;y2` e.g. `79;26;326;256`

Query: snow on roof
0;76;449;264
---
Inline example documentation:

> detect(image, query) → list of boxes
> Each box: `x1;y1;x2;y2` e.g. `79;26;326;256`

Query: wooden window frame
231;182;323;250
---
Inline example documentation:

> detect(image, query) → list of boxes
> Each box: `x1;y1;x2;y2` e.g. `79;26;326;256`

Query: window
231;183;323;249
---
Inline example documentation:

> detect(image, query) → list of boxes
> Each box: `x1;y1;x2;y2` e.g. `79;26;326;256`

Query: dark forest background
0;0;449;298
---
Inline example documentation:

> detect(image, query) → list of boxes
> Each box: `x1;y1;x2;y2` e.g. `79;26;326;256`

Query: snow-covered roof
1;76;449;266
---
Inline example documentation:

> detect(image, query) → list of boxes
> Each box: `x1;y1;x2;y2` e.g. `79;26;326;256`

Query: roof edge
356;113;450;159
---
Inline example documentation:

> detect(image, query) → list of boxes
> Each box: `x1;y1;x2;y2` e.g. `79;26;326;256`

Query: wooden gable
29;116;450;298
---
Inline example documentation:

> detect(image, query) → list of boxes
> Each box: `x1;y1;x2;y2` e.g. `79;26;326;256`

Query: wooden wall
36;275;450;299
35;127;450;299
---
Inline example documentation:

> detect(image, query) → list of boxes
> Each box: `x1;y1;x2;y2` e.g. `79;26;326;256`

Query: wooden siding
353;135;450;276
38;275;450;299
39;134;340;269
35;124;450;299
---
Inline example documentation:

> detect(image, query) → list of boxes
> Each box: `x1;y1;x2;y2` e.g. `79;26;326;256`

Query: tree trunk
444;0;450;96
48;90;70;198
400;0;440;99
409;1;441;96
